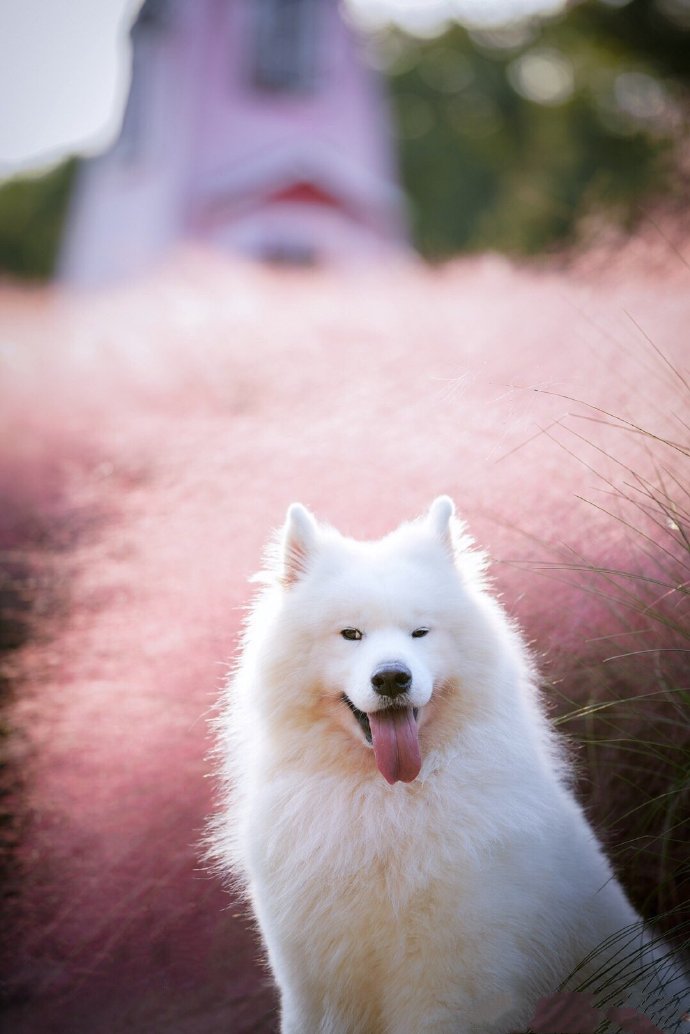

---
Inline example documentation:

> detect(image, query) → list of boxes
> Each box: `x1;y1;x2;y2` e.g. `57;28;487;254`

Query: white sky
0;0;565;178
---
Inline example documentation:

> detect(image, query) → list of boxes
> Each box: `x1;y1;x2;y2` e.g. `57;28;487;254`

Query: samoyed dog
211;498;688;1033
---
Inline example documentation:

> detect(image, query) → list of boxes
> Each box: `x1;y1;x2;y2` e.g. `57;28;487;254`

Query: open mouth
343;695;373;741
342;694;419;744
342;694;422;784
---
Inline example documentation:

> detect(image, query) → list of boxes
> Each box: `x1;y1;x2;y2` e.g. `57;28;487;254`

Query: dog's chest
248;781;503;1023
249;773;481;937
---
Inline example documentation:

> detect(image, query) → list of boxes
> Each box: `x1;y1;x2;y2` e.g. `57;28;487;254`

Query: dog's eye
411;627;430;638
341;628;363;641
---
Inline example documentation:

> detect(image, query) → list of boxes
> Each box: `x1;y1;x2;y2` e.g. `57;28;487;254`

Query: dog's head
256;498;497;785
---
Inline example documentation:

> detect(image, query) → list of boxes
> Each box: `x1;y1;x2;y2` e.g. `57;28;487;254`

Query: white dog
211;498;688;1033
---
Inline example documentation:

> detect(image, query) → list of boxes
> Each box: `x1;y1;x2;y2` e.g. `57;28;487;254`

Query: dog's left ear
281;503;319;587
426;495;455;555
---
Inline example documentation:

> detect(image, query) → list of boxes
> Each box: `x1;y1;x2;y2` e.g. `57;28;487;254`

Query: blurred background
0;0;688;279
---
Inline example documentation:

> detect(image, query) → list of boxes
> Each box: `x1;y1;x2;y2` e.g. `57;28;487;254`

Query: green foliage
582;0;690;80
0;159;76;280
379;0;688;257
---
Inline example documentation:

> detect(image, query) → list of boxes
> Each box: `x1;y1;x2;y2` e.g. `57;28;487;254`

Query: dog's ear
281;503;319;586
426;495;455;555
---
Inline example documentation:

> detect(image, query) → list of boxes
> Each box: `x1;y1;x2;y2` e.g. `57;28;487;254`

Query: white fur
210;500;688;1034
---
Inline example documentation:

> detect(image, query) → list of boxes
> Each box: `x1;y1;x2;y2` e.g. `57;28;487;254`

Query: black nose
371;662;412;698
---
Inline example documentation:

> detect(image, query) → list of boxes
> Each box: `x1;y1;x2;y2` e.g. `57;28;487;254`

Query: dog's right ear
280;503;319;587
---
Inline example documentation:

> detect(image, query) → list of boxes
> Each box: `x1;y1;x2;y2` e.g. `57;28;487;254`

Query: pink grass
1;239;688;1031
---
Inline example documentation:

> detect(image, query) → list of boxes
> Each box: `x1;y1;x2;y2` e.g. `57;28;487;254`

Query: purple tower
60;0;407;284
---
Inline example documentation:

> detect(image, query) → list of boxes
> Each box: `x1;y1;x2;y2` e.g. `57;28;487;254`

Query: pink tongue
368;707;421;785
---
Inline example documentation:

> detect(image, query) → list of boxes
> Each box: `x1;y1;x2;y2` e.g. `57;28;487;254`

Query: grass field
0;236;688;1032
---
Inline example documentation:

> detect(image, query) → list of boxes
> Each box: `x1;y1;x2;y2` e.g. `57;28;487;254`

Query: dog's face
308;543;454;784
260;497;487;786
